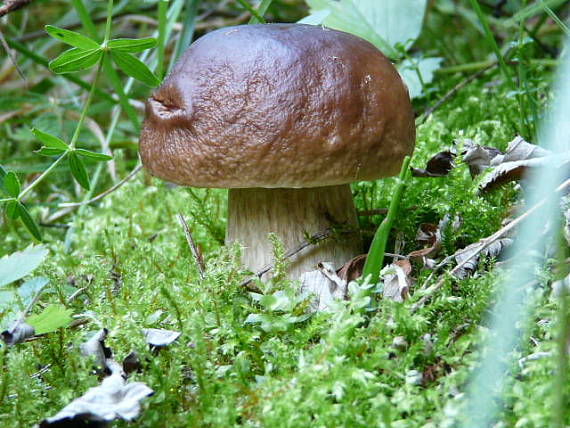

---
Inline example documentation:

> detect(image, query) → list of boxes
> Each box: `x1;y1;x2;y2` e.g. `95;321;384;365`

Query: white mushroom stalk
227;185;362;279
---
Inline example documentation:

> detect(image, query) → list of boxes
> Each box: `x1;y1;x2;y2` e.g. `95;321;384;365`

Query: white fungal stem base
226;185;362;280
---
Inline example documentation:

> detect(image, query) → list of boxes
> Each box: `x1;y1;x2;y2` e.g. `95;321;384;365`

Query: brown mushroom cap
140;24;415;188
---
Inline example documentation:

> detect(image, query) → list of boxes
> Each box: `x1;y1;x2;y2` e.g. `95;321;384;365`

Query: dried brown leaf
453;237;513;279
462;139;503;177
39;362;153;427
411;151;456;177
382;259;412;302
336;254;367;283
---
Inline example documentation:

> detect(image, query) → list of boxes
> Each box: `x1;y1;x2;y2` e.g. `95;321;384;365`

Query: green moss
1;73;567;428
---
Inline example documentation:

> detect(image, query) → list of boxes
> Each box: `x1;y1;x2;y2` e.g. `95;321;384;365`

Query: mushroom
140;24;415;280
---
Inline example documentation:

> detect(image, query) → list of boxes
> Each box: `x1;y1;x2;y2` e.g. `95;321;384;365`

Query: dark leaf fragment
411;151;456;177
336;254;367;283
1;319;35;346
80;329;112;369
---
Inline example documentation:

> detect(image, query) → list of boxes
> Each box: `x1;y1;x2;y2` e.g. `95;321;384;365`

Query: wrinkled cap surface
140;24;415;188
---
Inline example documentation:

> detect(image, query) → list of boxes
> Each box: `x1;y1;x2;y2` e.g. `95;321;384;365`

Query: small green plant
0;0;159;241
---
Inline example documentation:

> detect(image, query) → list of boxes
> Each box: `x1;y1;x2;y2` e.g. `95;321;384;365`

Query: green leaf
74;149;113;161
110;50;160;87
303;0;428;58
107;37;157;52
45;25;100;50
68;151;90;190
397;56;443;99
17;203;42;241
26;305;73;334
4;172;20;197
49;47;102;74
0;245;48;287
36;147;67;157
31;128;69;150
6;200;20;219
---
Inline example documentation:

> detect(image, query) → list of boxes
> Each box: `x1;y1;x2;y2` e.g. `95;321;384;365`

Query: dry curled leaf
490;135;550;166
453;238;513;279
39;362;153;427
300;262;347;312
336;254;367;283
382;259;412;302
479;154;570;193
461;139;503;177
411;151;456;177
143;328;180;348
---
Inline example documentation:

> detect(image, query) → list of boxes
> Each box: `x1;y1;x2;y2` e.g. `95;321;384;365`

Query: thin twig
411;177;570;312
58;163;142;208
0;0;33;18
240;228;333;289
177;213;205;280
0;28;26;84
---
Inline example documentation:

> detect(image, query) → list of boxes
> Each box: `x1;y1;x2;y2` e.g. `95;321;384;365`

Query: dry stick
177;213;205;280
411;177;570;312
0;0;33;18
419;63;498;124
58;163;143;208
0;29;26;84
240;228;333;289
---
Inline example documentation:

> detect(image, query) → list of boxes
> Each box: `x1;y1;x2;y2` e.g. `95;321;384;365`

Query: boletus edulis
140;24;415;280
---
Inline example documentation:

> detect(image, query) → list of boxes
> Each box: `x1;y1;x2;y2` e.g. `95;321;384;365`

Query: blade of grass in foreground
462;35;570;428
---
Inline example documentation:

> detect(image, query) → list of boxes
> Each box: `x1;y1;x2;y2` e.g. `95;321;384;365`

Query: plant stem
361;156;411;284
468;0;511;82
19;155;66;200
171;0;200;68
248;0;273;24
236;0;266;23
437;58;558;74
20;59;103;200
71;0;140;131
103;0;114;43
71;0;98;39
157;0;168;78
69;61;103;149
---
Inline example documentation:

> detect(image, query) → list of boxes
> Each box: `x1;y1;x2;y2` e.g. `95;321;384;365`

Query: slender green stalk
468;0;511;83
171;0;200;67
71;0;98;39
248;0;273;24
103;0;114;43
157;0;168;78
20;58;104;200
437;58;558;74
69;62;104;149
361;156;411;284
539;0;570;36
236;0;266;24
71;0;140;131
516;0;533;138
18;155;67;200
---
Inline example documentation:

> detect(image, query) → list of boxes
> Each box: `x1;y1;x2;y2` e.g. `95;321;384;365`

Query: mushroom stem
226;185;362;280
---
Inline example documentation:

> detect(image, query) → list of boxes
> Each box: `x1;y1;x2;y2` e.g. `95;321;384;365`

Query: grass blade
361;156;411;284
